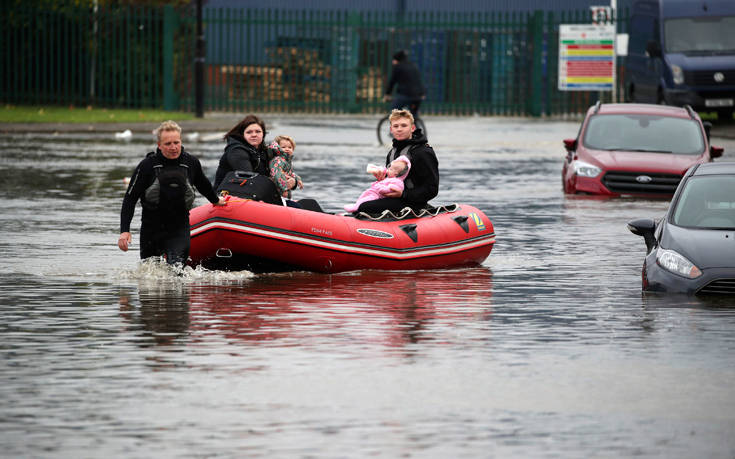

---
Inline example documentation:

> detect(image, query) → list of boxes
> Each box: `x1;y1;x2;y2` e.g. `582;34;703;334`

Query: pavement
2;112;735;139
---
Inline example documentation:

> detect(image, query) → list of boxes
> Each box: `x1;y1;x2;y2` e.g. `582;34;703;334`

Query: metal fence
3;4;166;108
1;3;628;116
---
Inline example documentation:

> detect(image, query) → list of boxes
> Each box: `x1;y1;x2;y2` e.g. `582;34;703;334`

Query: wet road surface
1;116;735;457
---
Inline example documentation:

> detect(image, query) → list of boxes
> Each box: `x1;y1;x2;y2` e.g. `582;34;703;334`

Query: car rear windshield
583;114;705;154
665;16;735;54
672;176;735;229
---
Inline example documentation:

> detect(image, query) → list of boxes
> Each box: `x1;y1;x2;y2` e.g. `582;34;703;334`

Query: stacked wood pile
356;66;383;102
266;46;332;103
221;65;284;101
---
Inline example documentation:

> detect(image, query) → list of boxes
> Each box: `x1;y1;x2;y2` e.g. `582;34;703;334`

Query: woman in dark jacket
213;114;271;189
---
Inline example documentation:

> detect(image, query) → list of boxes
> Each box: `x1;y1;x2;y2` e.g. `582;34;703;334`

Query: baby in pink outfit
344;155;411;213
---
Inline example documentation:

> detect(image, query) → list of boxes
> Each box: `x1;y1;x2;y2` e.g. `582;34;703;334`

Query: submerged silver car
628;162;735;295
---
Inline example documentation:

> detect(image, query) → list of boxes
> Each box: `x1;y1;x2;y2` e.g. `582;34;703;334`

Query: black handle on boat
452;216;470;233
399;223;418;243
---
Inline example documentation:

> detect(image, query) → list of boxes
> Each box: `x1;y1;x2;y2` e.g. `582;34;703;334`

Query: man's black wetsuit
120;148;220;265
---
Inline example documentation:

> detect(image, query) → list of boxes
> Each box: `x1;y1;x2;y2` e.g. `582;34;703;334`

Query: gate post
346;11;361;113
162;5;177;110
528;10;543;117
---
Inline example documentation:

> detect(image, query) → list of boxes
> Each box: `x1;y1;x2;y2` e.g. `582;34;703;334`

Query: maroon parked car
562;102;723;197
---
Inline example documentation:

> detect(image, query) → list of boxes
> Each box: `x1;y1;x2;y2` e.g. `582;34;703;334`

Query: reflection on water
185;268;493;350
113;264;494;353
119;283;191;347
1;123;735;457
641;291;735;309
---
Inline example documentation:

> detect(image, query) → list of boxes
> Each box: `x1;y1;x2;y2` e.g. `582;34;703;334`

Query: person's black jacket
385;127;439;208
213;135;270;188
120;148;219;232
385;60;426;99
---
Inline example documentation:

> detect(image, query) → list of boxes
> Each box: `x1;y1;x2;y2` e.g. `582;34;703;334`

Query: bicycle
376;101;427;146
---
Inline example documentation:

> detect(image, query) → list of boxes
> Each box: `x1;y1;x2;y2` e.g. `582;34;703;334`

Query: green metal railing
2;4;169;108
1;3;627;116
196;9;550;115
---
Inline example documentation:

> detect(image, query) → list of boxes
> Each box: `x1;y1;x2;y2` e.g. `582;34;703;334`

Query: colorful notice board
558;24;615;91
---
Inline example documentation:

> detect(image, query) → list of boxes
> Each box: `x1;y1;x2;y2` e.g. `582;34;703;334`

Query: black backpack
216;170;283;206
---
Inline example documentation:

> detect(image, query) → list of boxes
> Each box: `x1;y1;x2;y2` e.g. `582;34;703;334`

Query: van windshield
665;16;735;53
583;114;704;154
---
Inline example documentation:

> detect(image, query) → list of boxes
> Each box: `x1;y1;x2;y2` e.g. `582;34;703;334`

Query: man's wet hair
154;120;181;142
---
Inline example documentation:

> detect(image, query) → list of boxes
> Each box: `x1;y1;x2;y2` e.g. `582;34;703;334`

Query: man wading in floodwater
118;120;225;265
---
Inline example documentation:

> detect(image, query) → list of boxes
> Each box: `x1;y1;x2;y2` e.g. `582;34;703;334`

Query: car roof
691;162;735;176
590;103;693;119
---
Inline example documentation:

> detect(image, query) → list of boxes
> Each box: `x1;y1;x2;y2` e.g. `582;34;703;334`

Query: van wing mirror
563;138;577;151
645;40;662;58
710;145;724;158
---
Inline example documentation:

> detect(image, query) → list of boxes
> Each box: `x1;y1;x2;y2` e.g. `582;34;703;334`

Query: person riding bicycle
384;50;425;120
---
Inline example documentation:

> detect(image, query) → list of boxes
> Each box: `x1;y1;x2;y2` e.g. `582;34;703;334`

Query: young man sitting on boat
356;109;439;215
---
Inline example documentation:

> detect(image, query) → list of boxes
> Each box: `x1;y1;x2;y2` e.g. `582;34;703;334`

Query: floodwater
1;116;735;458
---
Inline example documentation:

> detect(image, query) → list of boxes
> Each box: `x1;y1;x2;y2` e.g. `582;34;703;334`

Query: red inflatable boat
188;197;495;273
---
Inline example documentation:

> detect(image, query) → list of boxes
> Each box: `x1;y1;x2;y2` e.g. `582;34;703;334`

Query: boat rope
353;203;460;221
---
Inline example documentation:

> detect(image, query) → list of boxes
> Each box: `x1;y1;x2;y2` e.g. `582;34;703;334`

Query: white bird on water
115;129;133;141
